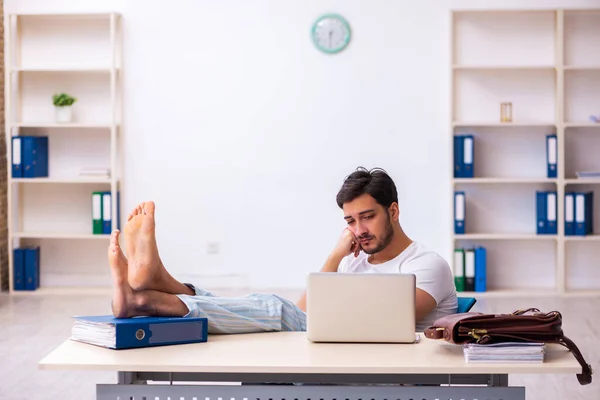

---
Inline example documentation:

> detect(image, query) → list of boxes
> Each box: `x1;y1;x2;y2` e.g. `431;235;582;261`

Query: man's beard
360;214;394;255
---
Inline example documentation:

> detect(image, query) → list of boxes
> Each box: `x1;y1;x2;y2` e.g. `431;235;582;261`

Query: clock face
311;14;351;54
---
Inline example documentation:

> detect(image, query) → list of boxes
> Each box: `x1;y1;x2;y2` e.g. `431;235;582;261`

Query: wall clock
311;14;351;54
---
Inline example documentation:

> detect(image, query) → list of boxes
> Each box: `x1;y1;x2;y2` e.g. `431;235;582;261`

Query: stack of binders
454;134;474;178
453;247;486;293
536;191;557;234
13;247;41;291
92;191;121;234
11;136;49;178
565;191;594;236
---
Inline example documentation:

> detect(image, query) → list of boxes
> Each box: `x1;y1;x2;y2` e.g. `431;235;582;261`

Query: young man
109;167;457;333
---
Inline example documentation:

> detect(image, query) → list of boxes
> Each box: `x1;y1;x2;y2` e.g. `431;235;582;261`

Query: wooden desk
39;332;582;400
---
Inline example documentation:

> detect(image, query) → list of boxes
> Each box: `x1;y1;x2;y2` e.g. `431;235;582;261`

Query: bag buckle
468;328;488;340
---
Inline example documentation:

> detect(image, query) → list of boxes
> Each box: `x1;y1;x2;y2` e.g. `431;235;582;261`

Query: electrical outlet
207;242;220;255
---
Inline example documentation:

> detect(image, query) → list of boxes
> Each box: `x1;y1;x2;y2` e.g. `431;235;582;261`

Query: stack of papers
79;167;110;178
463;342;545;364
576;171;600;179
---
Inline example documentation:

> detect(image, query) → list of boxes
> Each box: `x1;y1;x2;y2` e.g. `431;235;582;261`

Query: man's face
343;193;394;255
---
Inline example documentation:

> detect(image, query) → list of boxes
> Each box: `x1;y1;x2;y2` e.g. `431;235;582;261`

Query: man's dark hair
336;167;398;209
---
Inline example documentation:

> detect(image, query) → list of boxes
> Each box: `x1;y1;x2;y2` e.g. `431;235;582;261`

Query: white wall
6;0;600;289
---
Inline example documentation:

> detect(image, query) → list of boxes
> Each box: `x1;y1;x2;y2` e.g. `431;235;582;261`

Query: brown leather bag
424;308;593;385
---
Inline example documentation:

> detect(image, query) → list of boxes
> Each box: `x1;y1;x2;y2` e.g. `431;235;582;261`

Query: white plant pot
55;106;73;123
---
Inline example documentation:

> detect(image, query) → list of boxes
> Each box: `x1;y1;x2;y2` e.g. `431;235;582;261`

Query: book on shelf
453;134;474;178
463;342;545;364
11;136;49;178
12;247;40;291
70;315;209;349
546;134;557;179
536;191;557;235
454;246;486;293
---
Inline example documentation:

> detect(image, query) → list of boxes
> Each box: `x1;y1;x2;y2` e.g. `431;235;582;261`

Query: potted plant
53;93;77;123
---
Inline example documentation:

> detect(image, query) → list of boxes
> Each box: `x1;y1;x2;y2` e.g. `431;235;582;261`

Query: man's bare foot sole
108;230;136;318
124;201;165;291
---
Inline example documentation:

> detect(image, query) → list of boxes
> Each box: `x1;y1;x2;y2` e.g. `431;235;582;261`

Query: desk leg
489;374;509;387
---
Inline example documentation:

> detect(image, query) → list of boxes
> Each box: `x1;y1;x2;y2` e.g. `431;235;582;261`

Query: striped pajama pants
176;285;307;334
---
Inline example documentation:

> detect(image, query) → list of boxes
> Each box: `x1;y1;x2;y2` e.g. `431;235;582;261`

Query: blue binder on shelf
11;137;23;178
22;136;49;178
536;191;547;234
454;191;465;234
101;191;121;234
453;135;464;178
474;246;487;292
71;315;209;349
546;191;557;234
565;192;575;236
546;134;557;178
13;248;25;290
462;134;474;178
574;192;594;236
24;247;40;291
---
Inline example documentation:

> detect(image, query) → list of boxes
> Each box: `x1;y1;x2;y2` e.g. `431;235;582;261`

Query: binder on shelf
454;191;465;234
453;135;464;178
464;249;475;292
22;136;49;178
536;191;547;234
463;134;474;178
70;315;209;349
453;249;465;292
565;192;575;236
474;246;487;293
546;191;557;235
24;247;40;291
546;134;557;179
574;192;594;236
101;191;121;234
13;248;25;290
11;137;22;178
92;191;104;234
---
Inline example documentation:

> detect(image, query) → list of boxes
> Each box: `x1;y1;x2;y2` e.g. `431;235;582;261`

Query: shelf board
11;232;110;240
564;122;600;128
565;234;600;241
454;233;557;240
453;65;556;71
457;289;559;298
565;178;600;185
564;66;600;71
453;178;557;184
9;286;112;296
11;67;116;73
11;177;111;184
12;12;119;19
13;122;115;129
453;122;555;128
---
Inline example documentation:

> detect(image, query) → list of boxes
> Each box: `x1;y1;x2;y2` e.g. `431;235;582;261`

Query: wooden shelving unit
3;12;122;294
451;8;600;297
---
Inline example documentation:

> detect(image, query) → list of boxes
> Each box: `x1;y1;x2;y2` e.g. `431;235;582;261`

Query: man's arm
415;288;437;322
296;229;358;312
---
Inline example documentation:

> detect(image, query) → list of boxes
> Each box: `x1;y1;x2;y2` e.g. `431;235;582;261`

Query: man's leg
113;202;307;334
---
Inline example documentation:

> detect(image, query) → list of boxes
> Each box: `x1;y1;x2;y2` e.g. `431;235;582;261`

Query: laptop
306;272;417;343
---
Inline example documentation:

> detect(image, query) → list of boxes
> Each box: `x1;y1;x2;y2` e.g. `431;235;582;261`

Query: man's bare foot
124;201;165;291
108;229;135;318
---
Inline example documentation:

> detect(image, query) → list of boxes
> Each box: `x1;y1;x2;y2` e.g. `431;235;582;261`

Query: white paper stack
463;342;545;364
79;168;110;178
576;171;600;179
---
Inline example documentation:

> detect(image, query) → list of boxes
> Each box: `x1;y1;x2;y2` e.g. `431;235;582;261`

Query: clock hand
329;30;332;47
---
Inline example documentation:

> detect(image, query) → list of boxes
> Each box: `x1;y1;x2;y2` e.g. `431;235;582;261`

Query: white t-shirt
337;241;458;331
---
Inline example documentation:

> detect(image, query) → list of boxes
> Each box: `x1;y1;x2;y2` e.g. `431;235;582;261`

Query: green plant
52;93;77;107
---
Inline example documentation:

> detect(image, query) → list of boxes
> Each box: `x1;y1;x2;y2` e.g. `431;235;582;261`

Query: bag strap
560;335;593;385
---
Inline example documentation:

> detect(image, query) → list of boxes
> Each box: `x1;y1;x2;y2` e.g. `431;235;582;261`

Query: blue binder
71;315;209;349
453;135;464;178
565;192;575;236
22;136;49;178
454;191;465;234
13;248;25;290
574;192;594;236
474;246;487;293
462;134;474;178
11;137;23;178
101;191;121;234
546;191;557;234
24;247;40;291
546;134;557;178
536;191;547;234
